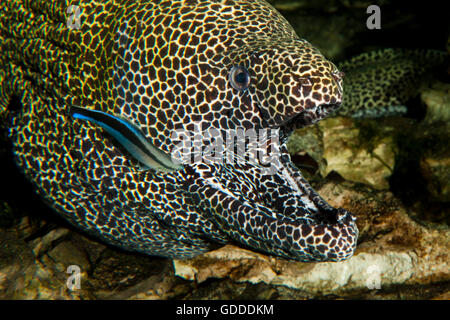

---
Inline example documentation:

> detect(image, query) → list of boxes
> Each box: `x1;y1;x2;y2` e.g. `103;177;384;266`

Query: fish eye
229;66;250;91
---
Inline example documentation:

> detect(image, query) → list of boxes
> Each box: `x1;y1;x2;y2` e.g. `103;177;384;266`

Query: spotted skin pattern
336;48;447;118
0;0;358;261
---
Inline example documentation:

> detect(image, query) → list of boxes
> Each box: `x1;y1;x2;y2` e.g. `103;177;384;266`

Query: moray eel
0;0;358;262
336;48;448;118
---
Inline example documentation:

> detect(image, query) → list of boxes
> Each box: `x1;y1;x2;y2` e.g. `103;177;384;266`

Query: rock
29;227;70;257
287;124;325;176
319;117;396;190
320;181;449;287
107;264;184;300
421;82;450;124
0;232;37;299
420;157;450;202
47;241;91;273
8;216;47;240
88;248;172;298
174;245;279;284
416;83;450;202
0;221;181;299
174;181;449;297
3;228;94;299
433;291;450;300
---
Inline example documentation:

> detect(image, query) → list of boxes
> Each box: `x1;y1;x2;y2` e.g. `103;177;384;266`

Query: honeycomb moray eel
336;48;448;118
0;0;358;262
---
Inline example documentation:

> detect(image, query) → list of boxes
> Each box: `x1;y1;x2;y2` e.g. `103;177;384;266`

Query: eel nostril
332;71;345;81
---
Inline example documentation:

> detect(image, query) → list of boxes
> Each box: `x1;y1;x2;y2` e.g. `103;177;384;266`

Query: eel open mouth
191;102;359;262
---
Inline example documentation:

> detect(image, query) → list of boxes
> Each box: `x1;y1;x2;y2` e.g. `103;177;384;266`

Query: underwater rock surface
319;117;395;190
173;181;449;296
1;180;448;299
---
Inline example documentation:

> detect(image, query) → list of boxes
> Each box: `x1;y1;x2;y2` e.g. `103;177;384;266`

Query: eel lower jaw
262;107;359;261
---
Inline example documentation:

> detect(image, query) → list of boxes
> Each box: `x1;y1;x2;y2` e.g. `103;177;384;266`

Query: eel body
0;0;358;261
337;48;447;118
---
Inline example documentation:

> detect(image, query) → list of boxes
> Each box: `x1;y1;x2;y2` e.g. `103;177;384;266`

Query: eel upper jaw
280;102;342;136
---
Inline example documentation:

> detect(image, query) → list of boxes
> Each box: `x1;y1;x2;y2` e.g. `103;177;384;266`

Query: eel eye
229;66;250;91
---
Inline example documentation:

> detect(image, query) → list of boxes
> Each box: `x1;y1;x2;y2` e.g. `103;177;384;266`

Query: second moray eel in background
336;48;448;118
0;0;358;261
